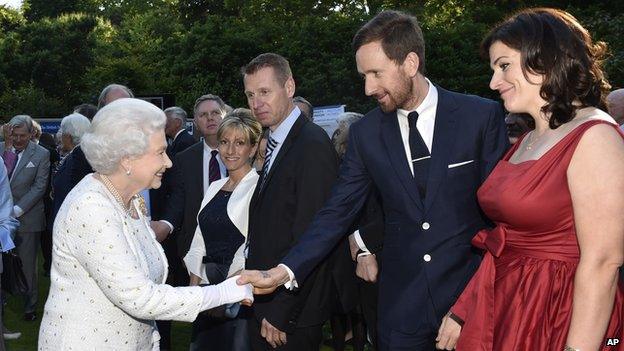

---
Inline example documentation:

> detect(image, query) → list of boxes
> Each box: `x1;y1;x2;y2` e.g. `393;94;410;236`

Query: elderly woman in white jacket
38;99;253;351
183;109;261;351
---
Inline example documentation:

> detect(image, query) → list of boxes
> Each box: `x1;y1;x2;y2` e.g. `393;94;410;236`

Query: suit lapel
191;143;204;195
380;111;423;211
254;115;306;204
424;87;459;212
11;142;35;182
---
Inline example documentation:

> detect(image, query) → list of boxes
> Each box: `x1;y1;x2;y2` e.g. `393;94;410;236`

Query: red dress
451;120;624;350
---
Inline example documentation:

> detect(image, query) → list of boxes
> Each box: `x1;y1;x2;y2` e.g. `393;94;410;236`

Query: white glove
200;275;253;311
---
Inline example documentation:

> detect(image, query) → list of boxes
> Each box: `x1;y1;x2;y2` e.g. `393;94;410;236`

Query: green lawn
3;258;344;350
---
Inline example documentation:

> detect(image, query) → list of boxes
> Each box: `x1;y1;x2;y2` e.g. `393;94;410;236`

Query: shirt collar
397;78;438;119
269;106;301;144
203;141;218;153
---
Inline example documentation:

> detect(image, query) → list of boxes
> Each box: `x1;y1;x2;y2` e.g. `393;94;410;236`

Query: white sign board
313;105;345;137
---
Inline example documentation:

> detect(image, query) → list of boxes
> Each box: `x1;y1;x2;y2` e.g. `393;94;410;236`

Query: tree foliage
0;0;623;122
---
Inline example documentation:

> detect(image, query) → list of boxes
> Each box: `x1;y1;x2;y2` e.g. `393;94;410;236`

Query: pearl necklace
99;174;137;218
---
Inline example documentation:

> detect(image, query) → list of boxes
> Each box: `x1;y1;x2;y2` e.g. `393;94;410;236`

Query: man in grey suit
1;115;50;321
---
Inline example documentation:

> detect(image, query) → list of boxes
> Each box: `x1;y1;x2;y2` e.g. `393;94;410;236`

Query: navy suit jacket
162;141;205;256
52;145;93;221
151;130;195;220
282;86;508;333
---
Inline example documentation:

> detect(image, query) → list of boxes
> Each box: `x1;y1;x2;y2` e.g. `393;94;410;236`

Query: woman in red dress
435;8;624;351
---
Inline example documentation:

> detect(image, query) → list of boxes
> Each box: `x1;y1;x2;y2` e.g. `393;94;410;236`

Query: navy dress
190;190;250;351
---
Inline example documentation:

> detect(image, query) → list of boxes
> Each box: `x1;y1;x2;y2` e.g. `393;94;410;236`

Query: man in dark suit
152;94;227;275
150;106;196;351
151;96;227;351
150;106;195;220
242;53;338;350
51;113;92;221
164;106;196;154
240;11;509;350
37;131;60;276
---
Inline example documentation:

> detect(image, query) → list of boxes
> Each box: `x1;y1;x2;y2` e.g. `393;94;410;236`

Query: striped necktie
259;136;278;190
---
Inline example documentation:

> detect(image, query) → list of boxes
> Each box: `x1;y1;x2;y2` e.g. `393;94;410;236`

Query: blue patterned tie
259;136;278;190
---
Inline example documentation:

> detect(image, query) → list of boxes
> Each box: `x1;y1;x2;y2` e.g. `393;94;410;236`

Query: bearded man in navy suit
240;10;509;350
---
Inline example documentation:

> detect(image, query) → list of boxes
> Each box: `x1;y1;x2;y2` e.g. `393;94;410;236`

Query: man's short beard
378;74;414;113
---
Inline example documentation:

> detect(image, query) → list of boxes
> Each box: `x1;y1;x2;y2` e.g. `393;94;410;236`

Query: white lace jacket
39;175;204;350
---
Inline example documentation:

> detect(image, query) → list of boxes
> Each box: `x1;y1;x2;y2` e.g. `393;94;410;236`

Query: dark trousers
248;317;322;351
40;226;52;274
0;267;6;351
156;260;190;350
15;231;40;313
190;307;251;351
359;280;378;349
377;296;438;351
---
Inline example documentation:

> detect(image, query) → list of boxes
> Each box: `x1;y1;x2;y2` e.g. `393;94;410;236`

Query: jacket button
423;254;432;262
422;222;430;230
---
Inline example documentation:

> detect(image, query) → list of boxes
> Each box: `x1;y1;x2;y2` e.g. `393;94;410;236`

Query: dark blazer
171;130;196;154
330;179;384;315
52;145;93;220
162;141;205;256
151;130;195;220
246;114;339;333
357;188;384;254
282;87;508;335
40;143;59;223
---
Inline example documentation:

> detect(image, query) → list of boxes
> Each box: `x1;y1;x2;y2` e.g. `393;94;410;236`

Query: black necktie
408;111;430;198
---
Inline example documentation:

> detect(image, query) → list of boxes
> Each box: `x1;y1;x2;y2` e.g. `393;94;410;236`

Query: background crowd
0;0;623;119
0;2;623;351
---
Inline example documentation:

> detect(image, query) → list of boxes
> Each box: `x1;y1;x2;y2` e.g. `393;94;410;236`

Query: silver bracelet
564;346;580;351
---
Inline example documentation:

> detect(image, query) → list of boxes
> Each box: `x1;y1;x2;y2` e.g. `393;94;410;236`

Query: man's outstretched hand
237;266;290;295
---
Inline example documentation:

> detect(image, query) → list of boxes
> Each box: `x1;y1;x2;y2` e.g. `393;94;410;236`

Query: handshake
235;266;292;294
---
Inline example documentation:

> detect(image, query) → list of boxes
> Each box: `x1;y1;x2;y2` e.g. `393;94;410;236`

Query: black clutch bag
2;250;29;295
197;260;236;321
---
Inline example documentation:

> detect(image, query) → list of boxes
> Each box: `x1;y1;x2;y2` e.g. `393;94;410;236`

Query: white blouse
39;175;205;350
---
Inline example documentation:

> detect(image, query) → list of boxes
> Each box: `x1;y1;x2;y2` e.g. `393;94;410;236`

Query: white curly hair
81;98;165;174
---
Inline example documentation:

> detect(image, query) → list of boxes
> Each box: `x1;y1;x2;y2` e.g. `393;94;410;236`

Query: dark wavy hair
482;8;611;129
